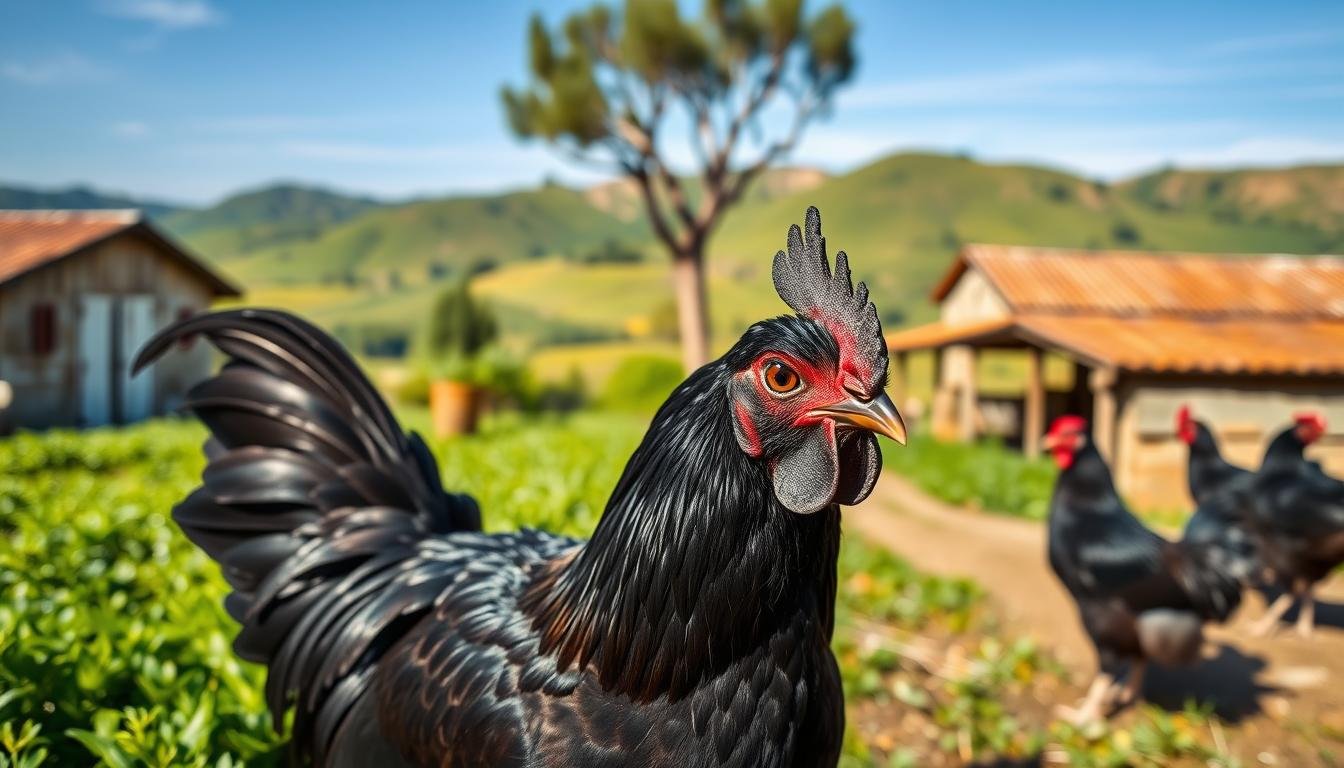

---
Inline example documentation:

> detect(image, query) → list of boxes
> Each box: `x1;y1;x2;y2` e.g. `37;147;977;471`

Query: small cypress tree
428;279;498;363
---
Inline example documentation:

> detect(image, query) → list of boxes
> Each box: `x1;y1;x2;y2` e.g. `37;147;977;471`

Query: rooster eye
762;360;802;395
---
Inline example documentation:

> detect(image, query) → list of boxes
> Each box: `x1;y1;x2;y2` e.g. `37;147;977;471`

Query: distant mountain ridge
0;183;186;219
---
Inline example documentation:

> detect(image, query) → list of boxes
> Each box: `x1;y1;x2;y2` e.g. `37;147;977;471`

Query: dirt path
850;474;1344;758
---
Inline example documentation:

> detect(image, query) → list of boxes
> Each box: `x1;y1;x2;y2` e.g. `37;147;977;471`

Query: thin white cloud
1200;27;1344;57
111;120;150;138
1;52;107;85
190;115;337;133
279;141;502;163
101;0;223;29
1156;137;1344;170
841;59;1212;109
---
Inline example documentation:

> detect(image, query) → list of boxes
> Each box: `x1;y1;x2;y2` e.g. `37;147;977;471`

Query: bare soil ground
847;475;1344;766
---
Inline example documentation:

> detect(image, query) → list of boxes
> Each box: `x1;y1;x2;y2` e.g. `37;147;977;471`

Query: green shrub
881;435;1058;519
600;355;684;412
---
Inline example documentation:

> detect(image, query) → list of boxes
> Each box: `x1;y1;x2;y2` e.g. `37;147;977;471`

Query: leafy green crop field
0;414;986;767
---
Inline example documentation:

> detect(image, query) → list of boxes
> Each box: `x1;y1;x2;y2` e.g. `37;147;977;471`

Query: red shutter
177;307;197;349
30;304;56;356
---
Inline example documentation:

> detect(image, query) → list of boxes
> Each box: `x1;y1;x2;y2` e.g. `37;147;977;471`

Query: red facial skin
734;402;764;457
1294;412;1327;444
1176;405;1196;445
811;313;875;395
1045;415;1088;470
744;352;850;428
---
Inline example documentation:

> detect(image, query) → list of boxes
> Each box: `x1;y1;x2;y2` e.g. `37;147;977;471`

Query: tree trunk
672;250;710;372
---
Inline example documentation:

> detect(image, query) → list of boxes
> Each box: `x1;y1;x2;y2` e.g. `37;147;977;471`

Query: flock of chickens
1043;407;1344;725
131;205;1342;766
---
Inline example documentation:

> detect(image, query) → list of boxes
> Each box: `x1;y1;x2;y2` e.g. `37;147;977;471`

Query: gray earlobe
772;423;839;515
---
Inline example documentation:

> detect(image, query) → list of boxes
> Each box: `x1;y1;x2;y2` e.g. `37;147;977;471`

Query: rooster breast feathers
134;309;587;765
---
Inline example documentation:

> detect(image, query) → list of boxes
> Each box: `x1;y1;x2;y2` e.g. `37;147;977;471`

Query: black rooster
1245;413;1344;638
134;207;906;767
1044;415;1240;724
1176;406;1260;584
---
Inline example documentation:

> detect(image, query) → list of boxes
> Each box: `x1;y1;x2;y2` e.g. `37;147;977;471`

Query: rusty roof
888;315;1344;375
0;210;239;296
931;244;1344;320
899;244;1344;375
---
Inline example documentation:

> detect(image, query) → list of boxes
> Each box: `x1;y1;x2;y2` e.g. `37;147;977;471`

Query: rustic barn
0;210;239;430
886;244;1344;510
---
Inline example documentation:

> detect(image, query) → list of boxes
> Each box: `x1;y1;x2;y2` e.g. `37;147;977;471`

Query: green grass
882;434;1060;520
0;412;985;766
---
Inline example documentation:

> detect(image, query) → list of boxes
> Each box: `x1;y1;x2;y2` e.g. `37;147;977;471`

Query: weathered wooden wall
0;231;215;429
940;269;1010;324
1114;374;1344;510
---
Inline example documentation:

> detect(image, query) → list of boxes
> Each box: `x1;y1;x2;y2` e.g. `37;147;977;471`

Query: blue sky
2;0;1341;204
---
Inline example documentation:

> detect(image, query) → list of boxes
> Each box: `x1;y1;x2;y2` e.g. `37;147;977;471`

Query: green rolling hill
160;183;383;261
202;153;1344;374
707;153;1344;329
8;153;1342;382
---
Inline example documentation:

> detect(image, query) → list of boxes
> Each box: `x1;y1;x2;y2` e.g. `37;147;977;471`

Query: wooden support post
891;350;908;406
958;346;978;443
1023;347;1044;456
1089;366;1118;462
931;347;955;440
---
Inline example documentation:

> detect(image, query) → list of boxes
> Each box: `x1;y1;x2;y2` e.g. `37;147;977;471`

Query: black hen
1245;413;1344;638
1044;415;1240;724
134;207;906;768
1176;406;1259;583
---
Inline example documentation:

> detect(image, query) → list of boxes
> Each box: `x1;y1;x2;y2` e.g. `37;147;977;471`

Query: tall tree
502;0;856;370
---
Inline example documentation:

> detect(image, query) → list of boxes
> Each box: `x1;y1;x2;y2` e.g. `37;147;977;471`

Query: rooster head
725;206;906;515
1176;404;1197;445
1043;414;1089;470
1294;411;1327;444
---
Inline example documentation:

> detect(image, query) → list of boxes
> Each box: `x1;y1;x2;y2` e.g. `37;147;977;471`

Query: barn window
30;304;56;356
177;307;197;349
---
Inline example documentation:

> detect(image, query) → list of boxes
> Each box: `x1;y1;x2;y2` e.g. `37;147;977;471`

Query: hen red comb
1176;404;1191;429
1295;411;1327;430
1047;414;1088;436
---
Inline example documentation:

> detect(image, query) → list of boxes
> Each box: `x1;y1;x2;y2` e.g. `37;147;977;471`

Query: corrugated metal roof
933;244;1344;320
1017;315;1344;375
888;314;1344;375
0;210;138;284
0;210;239;296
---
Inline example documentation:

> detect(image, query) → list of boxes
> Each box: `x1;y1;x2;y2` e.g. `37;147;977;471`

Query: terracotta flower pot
430;379;478;437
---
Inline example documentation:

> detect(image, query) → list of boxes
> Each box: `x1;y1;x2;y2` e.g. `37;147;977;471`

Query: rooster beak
810;391;907;445
1040;434;1059;452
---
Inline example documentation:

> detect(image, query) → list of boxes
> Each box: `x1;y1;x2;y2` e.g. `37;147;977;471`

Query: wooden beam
930;346;956;440
1089;366;1118;462
1023;347;1044;456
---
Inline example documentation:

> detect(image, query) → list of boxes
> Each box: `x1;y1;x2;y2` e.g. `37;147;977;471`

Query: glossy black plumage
1048;443;1240;673
1247;426;1344;588
133;205;904;767
1180;421;1260;582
